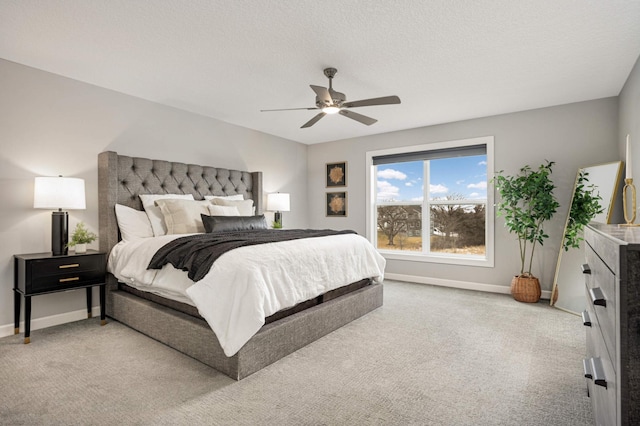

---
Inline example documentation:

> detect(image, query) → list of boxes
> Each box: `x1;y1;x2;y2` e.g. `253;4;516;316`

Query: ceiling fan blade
339;109;377;126
342;95;401;108
310;85;332;105
301;112;326;128
261;107;319;112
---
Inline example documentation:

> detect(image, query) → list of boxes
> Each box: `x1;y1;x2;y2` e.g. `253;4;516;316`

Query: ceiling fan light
323;106;341;114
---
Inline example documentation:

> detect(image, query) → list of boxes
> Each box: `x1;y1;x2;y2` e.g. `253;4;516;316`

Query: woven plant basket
510;274;541;303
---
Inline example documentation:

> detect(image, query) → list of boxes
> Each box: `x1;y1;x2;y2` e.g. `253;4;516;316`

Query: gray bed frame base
98;151;383;380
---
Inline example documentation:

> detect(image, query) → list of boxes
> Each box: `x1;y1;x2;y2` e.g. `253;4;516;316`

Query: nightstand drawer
29;269;105;293
15;251;106;295
29;256;102;278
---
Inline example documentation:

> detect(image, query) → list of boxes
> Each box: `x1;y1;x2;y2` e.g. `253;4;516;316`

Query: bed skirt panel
107;282;383;380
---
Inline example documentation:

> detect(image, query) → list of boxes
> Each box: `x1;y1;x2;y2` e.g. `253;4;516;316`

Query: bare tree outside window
374;150;487;258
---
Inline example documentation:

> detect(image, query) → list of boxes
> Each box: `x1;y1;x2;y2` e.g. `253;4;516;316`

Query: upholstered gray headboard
98;151;263;256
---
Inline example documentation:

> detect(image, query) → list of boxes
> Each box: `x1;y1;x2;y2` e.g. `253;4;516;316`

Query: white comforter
108;233;385;356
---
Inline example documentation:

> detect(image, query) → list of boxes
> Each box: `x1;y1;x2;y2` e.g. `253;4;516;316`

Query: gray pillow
201;214;268;233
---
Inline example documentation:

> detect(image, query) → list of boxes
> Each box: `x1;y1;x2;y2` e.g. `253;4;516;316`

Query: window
366;136;494;267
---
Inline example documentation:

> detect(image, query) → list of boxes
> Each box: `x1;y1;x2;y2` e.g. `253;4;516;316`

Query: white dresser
583;224;640;426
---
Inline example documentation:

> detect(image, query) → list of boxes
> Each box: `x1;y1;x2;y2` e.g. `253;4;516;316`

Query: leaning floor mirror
551;161;623;314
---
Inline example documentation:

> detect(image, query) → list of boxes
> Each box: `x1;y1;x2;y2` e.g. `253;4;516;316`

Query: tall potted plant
493;161;560;302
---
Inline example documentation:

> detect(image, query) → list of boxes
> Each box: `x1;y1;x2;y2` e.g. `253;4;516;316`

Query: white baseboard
0;306;102;339
2;275;551;339
385;273;553;300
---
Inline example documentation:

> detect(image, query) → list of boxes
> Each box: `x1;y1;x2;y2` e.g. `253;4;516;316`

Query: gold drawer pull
59;264;80;269
59;277;80;283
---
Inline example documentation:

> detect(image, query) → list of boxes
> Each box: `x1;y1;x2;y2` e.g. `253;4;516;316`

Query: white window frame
366;136;494;268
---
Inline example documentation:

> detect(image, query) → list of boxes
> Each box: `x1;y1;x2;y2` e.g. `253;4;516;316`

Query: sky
376;155;487;202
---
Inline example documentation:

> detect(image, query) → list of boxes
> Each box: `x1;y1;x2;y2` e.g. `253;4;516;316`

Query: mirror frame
550;161;623;312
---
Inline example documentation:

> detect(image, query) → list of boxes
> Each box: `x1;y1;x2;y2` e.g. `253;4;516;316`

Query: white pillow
208;205;241;216
204;194;245;201
155;199;212;234
139;194;195;236
114;204;154;241
211;198;254;216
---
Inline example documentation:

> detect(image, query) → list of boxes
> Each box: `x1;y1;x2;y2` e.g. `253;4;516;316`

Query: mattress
118;278;372;325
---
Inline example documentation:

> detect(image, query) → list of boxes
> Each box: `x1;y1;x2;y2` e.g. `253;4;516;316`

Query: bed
97;151;384;380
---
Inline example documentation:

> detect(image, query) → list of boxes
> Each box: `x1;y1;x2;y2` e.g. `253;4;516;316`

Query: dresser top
588;223;640;245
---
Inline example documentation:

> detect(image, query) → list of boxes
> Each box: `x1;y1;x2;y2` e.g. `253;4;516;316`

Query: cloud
377;180;400;200
456;179;465;185
377;168;407;180
467;181;487;190
411;196;424;202
469;192;480;198
405;182;413;187
430;184;449;194
478;160;487;166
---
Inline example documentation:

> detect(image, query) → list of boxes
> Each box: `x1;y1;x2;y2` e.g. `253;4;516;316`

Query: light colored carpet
0;280;592;425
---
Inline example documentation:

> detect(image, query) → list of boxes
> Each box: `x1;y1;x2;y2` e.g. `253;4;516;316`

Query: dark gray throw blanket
148;229;357;282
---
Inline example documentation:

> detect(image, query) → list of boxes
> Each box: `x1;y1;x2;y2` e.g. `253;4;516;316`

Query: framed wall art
326;191;347;217
326;162;347;187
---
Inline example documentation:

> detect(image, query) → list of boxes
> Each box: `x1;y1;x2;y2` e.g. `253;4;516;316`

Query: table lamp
267;193;290;228
34;176;86;255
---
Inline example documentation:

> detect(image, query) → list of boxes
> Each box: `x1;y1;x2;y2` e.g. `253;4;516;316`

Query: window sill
379;250;494;268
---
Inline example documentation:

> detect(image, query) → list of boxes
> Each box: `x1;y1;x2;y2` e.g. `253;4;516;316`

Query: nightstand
13;250;107;344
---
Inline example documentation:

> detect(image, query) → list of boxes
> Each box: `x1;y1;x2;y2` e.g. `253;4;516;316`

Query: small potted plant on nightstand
68;222;97;254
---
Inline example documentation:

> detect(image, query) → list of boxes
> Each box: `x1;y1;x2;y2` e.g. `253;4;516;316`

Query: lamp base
52;211;68;256
274;211;282;228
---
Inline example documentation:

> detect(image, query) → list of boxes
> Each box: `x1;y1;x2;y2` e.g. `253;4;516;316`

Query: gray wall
0;59;308;330
308;98;620;293
619;55;640;191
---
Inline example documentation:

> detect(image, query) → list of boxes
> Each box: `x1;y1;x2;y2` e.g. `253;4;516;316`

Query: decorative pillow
154;199;212;234
114;204;153;240
204;194;245;201
139;194;195;236
201;214;268;233
211;198;254;216
208;205;241;216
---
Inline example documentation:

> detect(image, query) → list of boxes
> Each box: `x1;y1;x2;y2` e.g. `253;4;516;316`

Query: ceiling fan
260;67;401;128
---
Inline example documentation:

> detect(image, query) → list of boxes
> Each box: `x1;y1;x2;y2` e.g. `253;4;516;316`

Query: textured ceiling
1;1;639;145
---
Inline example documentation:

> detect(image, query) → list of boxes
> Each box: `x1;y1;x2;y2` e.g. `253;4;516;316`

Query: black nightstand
13;250;107;344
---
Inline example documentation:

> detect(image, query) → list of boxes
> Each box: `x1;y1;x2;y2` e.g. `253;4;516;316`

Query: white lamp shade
267;193;290;212
34;176;86;210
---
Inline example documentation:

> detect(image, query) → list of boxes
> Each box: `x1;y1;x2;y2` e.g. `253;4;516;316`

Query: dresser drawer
584;297;601;357
584;354;617;426
585;245;616;362
584;318;616;426
585;228;620;275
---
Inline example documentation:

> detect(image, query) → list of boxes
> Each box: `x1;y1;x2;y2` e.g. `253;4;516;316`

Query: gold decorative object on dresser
583;224;640;425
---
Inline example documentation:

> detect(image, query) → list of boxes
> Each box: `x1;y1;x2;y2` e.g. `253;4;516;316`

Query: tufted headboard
98;151;263;256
